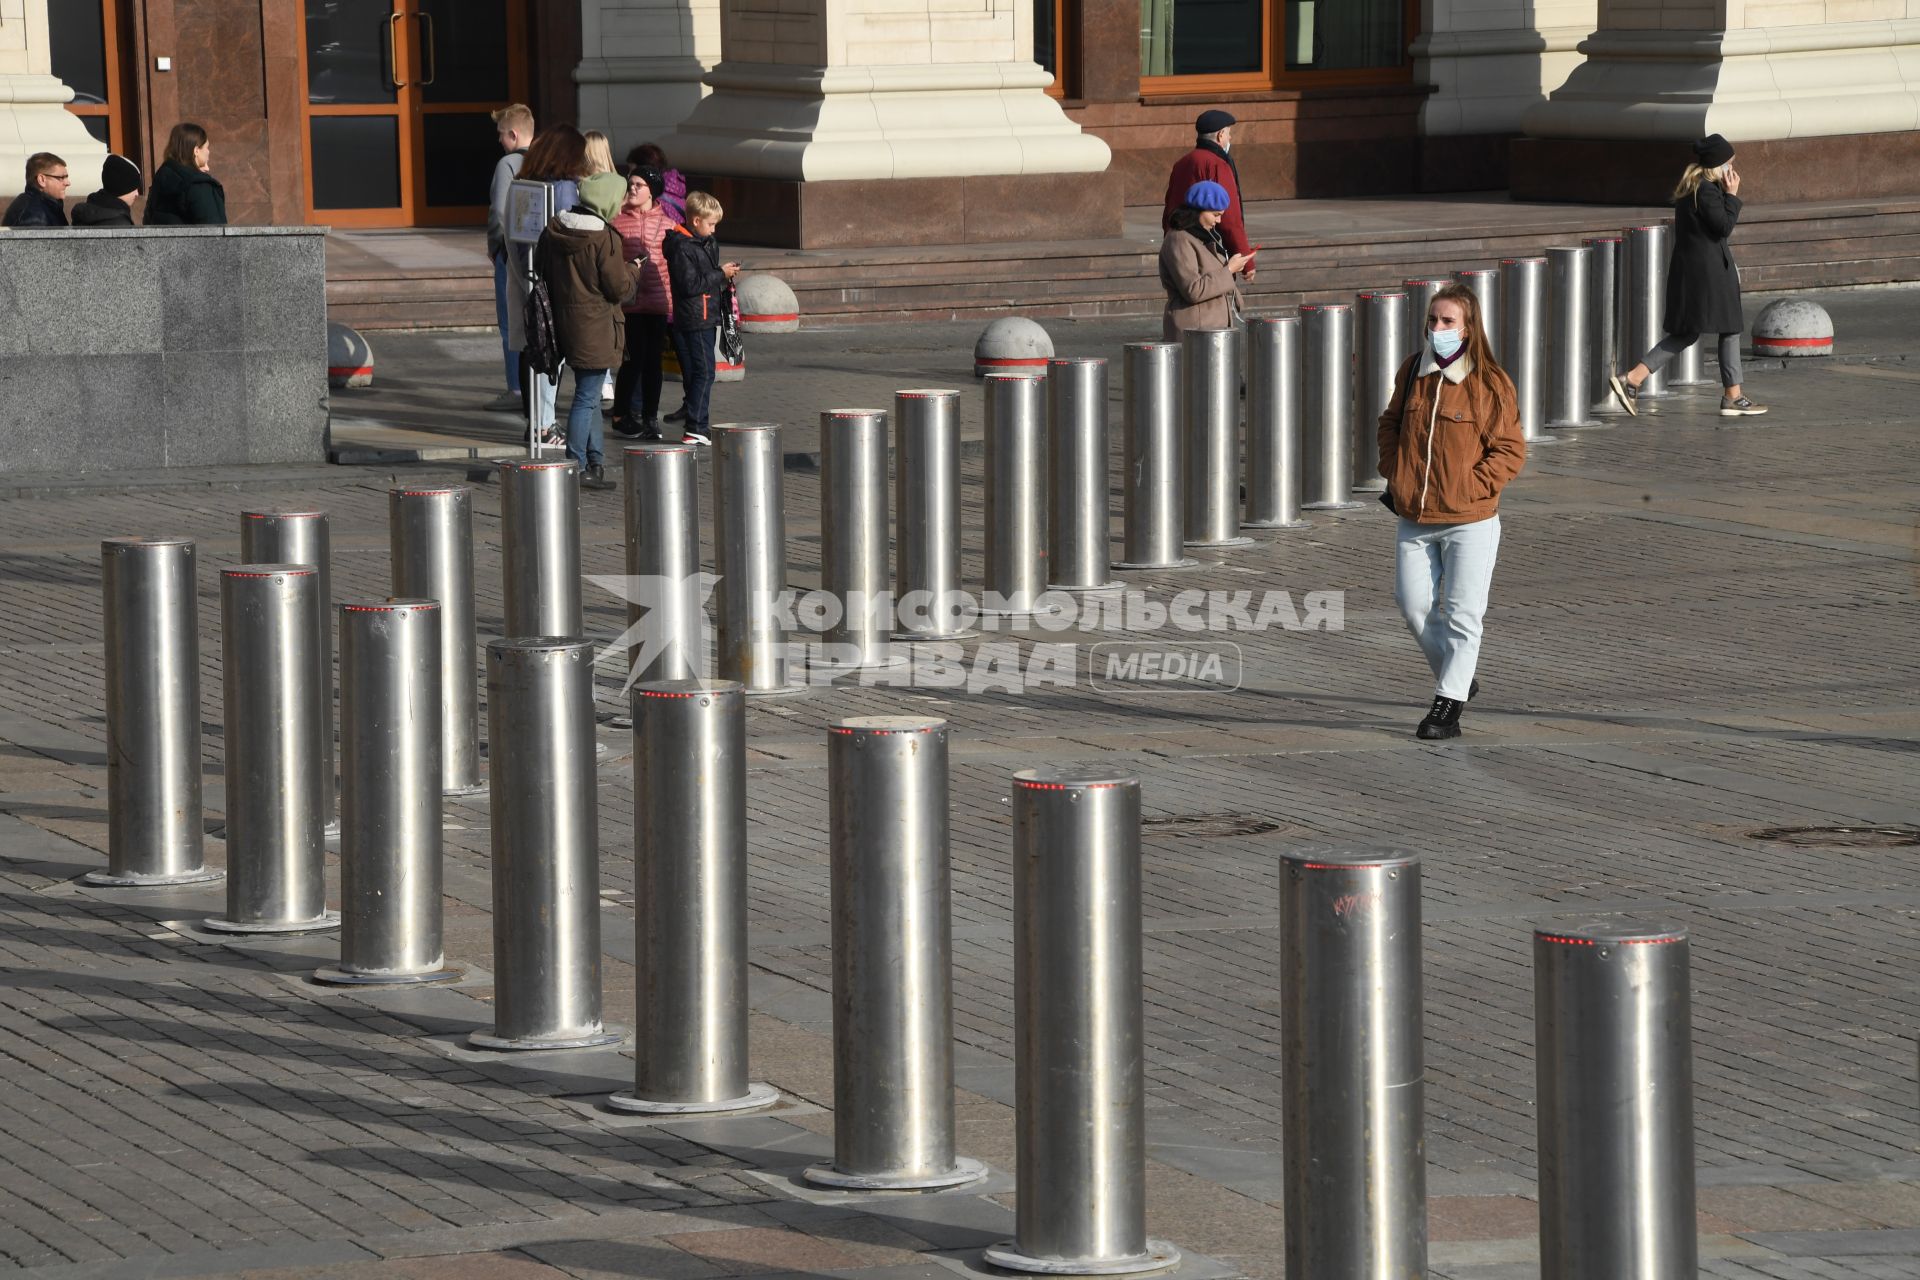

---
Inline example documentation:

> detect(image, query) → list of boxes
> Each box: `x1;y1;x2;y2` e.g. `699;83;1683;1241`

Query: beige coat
1159;224;1241;340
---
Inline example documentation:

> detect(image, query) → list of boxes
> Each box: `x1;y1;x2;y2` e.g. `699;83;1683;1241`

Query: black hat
623;162;665;200
102;153;144;198
1692;134;1734;169
1195;109;1237;136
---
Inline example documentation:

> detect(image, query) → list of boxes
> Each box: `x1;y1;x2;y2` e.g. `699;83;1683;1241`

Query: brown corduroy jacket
1377;348;1527;524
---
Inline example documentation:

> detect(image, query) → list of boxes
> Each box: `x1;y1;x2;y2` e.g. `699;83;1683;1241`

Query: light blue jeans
566;368;609;468
1394;514;1501;702
493;255;520;393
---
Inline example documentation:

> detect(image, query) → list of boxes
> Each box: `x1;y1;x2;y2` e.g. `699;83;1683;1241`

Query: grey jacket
487;150;525;262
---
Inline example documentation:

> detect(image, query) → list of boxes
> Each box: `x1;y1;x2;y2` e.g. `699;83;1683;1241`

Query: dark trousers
670;326;716;431
614;313;669;423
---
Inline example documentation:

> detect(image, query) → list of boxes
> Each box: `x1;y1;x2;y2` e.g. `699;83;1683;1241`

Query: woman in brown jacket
1158;180;1251;341
535;171;640;489
1377;283;1527;740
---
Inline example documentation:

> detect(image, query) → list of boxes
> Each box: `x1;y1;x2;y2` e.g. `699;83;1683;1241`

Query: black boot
1416;695;1464;740
1469;678;1480;701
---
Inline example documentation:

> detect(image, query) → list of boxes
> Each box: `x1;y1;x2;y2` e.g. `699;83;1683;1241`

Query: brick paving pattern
0;295;1915;1279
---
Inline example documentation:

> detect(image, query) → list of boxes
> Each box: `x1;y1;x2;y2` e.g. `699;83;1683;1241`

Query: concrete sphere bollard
327;322;374;388
737;274;799;333
974;317;1053;377
1752;298;1833;357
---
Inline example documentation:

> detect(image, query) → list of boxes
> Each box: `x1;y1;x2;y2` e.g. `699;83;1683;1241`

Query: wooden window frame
1138;0;1419;97
1040;0;1072;100
59;0;133;155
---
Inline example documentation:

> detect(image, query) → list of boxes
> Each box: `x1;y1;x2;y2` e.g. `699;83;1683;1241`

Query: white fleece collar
1414;346;1475;383
556;210;607;231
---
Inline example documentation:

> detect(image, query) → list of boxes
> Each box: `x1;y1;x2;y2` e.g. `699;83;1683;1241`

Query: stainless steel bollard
1624;224;1670;398
1300;303;1362;510
206;565;336;934
1584;236;1629;418
1545;246;1598;429
1453;267;1500;359
94;538;221;887
1535;921;1697;1280
714;424;806;694
613;680;777;1112
316;600;456;985
1500;257;1552;443
1047;357;1122;595
986;765;1179;1276
805;717;987;1190
1672;333;1713;386
498;458;584;637
1354;290;1407;491
1243;315;1310;530
1401;278;1451;357
240;510;335;837
389;485;484;796
894;390;979;638
982;374;1053;617
1180;329;1254;549
1280;849;1425;1280
1116;342;1198;569
472;638;618;1050
622;443;704;684
819;409;901;669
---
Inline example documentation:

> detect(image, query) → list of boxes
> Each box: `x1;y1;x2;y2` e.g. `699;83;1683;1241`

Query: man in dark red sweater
1161;110;1253;280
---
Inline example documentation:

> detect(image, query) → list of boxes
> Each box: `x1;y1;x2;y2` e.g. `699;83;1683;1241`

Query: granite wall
0;226;328;475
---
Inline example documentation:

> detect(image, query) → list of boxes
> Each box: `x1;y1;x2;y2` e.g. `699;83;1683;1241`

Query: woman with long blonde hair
1377;283;1527;740
583;131;616;177
1609;134;1765;417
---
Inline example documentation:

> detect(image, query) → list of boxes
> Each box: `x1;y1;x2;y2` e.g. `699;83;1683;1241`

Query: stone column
1411;0;1597;188
0;0;110;198
1516;0;1920;202
577;0;722;153
662;0;1117;248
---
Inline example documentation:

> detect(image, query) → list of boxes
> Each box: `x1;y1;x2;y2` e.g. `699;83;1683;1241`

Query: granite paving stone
0;291;1916;1279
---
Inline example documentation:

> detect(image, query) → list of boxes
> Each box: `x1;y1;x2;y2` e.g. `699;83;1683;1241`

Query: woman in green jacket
144;123;227;226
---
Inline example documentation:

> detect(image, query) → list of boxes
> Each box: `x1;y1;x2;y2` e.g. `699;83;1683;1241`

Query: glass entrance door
301;0;526;227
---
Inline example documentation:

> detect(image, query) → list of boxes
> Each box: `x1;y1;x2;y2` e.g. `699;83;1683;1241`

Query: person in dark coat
71;155;144;229
533;171;639;488
144;123;227;226
2;152;71;228
1160;110;1253;279
661;190;738;446
1609;134;1765;417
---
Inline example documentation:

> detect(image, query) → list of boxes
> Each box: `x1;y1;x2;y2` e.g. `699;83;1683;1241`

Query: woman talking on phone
1378;283;1527;741
1609;134;1766;418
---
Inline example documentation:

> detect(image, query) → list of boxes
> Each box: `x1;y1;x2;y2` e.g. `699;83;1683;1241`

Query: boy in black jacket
661;191;738;445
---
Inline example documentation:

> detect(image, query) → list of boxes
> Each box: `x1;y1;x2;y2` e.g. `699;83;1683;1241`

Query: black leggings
613;313;669;421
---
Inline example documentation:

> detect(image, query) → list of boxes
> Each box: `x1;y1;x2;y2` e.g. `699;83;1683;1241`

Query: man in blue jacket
3;154;71;228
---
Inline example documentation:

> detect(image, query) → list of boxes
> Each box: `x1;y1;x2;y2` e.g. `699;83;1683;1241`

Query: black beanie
1692;134;1734;169
102;153;144;198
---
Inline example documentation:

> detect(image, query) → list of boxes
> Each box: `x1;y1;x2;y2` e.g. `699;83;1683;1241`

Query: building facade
5;0;1918;244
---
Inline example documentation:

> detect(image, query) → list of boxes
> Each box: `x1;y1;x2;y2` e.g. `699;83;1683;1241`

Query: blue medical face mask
1430;327;1463;359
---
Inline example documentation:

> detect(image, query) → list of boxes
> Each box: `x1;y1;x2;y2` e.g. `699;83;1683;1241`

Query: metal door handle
388;11;408;88
416;12;437;86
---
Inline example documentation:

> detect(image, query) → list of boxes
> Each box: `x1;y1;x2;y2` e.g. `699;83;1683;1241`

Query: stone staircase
325;196;1920;331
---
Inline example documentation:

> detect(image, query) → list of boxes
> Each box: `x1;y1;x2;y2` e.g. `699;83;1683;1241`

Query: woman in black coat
1608;134;1765;418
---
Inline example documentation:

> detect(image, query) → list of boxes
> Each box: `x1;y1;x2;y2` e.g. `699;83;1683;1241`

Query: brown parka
1377;348;1527;524
533;210;639;372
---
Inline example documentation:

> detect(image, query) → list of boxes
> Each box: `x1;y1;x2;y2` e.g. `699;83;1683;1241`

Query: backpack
523;257;563;379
